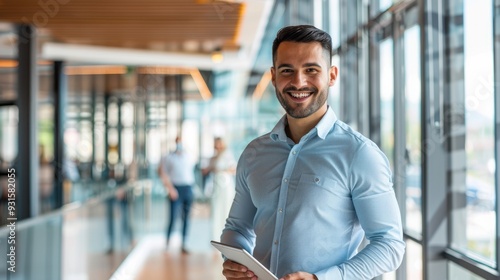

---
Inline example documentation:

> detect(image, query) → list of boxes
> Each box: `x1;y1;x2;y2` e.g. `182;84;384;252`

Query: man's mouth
289;92;312;99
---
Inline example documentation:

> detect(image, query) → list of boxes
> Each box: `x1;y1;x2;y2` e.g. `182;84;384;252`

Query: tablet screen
211;240;278;280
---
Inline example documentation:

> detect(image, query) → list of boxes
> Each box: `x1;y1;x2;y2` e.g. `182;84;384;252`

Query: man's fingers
222;260;256;279
223;260;248;271
222;268;256;278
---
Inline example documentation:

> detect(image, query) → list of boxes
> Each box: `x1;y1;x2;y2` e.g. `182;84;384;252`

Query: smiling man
220;25;405;280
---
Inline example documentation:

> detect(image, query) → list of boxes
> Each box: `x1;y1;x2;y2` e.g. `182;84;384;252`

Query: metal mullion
393;10;408;280
494;0;500;274
443;249;499;280
358;2;370;137
368;28;381;146
420;0;449;278
367;0;418;30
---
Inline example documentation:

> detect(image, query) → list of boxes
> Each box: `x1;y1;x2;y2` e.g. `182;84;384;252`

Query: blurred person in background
158;136;196;254
202;137;236;243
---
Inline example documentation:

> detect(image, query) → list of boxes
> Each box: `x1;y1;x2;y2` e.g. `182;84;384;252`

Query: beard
275;86;328;119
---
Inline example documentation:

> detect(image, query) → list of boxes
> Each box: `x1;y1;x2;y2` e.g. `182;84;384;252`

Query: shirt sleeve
161;155;169;174
220;154;257;254
315;141;405;280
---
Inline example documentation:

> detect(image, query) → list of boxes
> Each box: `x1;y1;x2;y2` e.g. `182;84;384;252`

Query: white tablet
211;240;278;280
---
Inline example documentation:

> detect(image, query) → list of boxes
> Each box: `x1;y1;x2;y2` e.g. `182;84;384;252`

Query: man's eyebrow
277;63;322;69
277;64;293;69
303;63;322;68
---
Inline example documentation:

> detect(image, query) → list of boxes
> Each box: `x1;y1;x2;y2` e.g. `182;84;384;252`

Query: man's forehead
277;41;322;49
275;41;329;65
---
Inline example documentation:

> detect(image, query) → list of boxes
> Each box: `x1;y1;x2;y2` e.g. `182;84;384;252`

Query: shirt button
274;241;278;245
315;177;320;183
284;178;288;183
279;208;283;213
292;151;297;155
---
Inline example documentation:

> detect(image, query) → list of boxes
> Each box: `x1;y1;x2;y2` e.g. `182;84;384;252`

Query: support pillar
53;61;66;208
16;24;39;219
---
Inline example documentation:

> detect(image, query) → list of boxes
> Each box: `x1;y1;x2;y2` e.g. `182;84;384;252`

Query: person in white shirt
202;137;236;243
158;136;196;254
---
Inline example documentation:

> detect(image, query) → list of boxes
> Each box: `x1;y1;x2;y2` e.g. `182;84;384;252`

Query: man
220;25;405;280
158;136;196;254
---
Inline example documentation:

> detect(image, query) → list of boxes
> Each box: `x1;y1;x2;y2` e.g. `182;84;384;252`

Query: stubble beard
276;87;328;119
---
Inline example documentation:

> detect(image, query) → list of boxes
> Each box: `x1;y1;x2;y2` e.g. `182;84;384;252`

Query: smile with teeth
289;92;312;98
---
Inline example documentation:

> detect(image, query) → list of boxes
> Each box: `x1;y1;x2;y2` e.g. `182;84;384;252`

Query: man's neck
285;106;327;143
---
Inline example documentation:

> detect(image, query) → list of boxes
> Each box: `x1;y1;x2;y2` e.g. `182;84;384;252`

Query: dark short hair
272;25;333;65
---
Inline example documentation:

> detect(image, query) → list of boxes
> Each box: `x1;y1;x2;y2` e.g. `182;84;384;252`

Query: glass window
108;102;119;127
94;102;106;164
329;0;340;49
379;37;394;168
146;128;161;165
121;102;134;127
0;106;18;168
341;45;359;130
404;25;422;234
121;102;134;166
79;121;93;163
407;239;423;280
121;128;134;165
182;119;200;161
38;102;55;213
329;55;341;115
340;0;357;42
380;0;393;12
461;0;496;262
346;0;358;40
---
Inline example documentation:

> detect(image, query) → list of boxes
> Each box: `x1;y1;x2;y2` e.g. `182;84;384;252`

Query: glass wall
462;0;496;262
337;0;499;279
379;37;395;168
404;23;422;236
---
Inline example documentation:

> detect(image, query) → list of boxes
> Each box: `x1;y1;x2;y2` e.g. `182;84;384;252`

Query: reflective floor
134;238;224;280
111;202;225;280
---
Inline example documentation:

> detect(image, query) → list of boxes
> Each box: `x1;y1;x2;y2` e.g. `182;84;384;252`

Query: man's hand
168;187;179;201
279;272;318;280
222;260;257;280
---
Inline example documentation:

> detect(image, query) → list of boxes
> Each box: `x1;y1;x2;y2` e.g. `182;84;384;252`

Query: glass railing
0;179;164;280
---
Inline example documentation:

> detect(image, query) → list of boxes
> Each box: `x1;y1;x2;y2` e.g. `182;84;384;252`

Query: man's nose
290;72;307;88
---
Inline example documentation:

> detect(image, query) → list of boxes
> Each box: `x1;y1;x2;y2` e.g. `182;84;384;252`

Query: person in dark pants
158;136;196;254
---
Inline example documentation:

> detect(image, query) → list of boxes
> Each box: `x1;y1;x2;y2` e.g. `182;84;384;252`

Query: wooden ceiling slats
0;0;243;52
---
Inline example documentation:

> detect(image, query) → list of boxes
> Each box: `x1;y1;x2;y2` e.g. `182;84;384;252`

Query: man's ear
329;66;338;86
270;66;276;86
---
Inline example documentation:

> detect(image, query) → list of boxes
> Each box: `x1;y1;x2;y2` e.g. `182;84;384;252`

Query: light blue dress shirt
161;151;196;186
221;107;405;280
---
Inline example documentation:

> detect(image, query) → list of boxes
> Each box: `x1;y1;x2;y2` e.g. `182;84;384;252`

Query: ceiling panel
0;0;244;53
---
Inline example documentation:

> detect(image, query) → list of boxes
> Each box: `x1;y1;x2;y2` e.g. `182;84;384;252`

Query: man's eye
281;69;293;73
306;68;319;73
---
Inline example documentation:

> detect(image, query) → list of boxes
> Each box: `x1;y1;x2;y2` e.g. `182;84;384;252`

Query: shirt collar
270;115;289;142
316;106;338;139
270;106;338;142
